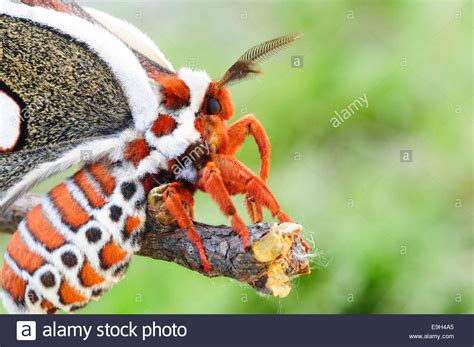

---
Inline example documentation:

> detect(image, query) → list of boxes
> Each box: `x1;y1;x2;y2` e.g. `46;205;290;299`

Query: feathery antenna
216;33;303;88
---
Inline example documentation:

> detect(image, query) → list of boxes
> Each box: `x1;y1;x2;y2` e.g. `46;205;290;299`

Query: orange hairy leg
221;180;263;223
213;154;291;222
225;114;271;182
213;154;311;251
162;183;210;272
197;162;250;248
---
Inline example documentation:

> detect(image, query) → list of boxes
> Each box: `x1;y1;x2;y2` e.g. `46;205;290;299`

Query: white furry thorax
141;68;211;179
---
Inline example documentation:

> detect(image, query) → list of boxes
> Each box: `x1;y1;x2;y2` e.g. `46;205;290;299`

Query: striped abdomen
0;162;146;313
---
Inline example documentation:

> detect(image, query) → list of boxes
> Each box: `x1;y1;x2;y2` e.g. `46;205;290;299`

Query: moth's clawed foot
276;211;292;223
186;227;211;273
246;198;263;224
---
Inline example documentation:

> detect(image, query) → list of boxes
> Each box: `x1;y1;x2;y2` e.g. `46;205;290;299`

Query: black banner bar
0;314;472;347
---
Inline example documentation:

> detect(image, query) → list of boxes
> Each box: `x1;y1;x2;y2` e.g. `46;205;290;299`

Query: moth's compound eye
206;97;221;115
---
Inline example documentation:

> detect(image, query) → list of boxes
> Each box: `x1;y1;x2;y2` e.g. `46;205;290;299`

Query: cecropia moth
0;0;304;313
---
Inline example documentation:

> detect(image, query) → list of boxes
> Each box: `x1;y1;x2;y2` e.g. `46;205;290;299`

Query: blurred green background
0;0;472;314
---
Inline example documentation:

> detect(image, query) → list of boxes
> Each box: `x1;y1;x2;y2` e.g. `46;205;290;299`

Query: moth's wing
0;2;158;211
84;7;175;73
17;0;175;74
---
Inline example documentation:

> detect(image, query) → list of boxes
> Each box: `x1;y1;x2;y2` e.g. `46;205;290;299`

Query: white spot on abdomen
0;91;21;152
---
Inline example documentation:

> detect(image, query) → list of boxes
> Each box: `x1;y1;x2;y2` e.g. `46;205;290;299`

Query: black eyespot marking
61;252;78;268
110;205;123;222
135;199;145;210
70;304;85;312
92;289;103;298
121;182;137;200
40;272;56;288
206;97;221;115
28;290;38;304
86;227;102;243
113;262;129;278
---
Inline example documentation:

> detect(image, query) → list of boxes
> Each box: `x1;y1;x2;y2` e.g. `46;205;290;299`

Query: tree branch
0;191;311;297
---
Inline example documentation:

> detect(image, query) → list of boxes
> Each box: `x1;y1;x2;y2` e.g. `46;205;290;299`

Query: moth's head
196;33;304;151
145;33;302;154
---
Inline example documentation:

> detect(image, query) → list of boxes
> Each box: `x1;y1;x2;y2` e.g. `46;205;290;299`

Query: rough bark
0;190;311;297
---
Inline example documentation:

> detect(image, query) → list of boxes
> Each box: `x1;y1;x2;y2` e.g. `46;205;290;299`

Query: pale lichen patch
251;223;310;298
252;223;293;262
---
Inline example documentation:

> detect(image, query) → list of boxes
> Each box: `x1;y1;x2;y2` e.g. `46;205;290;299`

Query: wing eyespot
0;90;22;153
